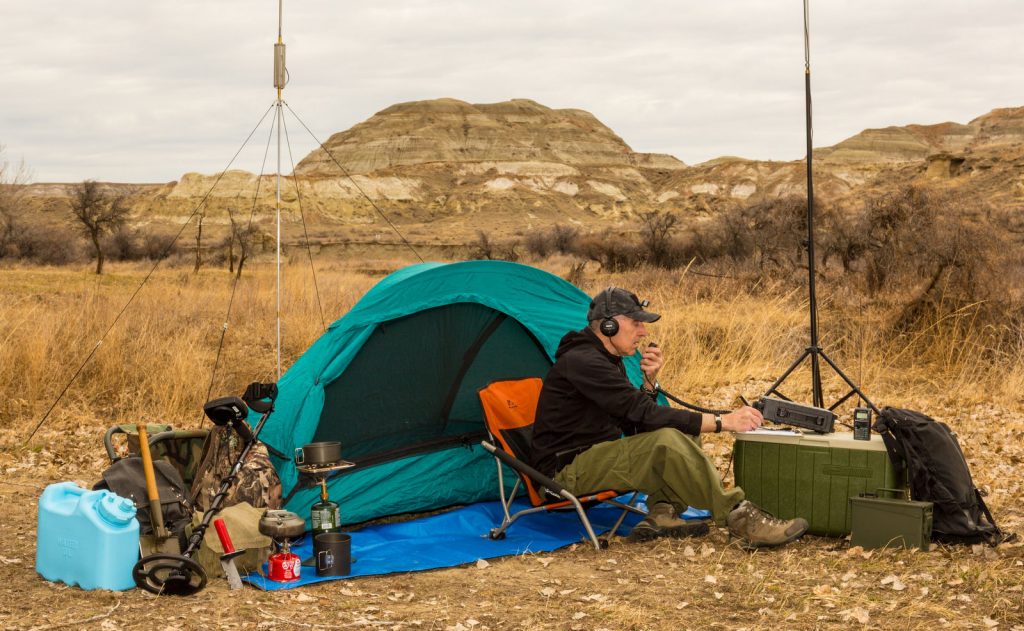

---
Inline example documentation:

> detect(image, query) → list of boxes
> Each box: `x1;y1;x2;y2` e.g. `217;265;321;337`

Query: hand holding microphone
640;341;663;385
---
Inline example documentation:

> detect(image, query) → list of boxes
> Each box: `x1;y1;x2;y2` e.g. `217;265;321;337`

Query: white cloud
1;0;1021;182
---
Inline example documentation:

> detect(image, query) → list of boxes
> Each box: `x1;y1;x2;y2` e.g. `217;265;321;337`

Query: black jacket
530;327;702;477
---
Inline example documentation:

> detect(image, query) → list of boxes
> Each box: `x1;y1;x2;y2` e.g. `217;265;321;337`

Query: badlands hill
23;100;1024;244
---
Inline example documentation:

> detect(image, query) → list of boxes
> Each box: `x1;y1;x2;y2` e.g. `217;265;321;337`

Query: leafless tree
227;208;255;279
193;211;205;273
68;180;131;274
0;145;31;257
638;210;680;266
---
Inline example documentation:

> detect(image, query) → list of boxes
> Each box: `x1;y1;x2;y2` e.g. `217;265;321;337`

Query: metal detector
132;382;278;596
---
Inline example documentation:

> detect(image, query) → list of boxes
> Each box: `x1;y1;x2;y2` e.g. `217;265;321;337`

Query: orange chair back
478;377;546;505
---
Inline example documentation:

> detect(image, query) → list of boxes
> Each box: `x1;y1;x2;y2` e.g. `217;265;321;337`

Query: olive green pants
553;427;744;526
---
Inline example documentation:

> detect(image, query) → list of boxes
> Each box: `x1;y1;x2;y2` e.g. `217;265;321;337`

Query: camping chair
478;377;645;550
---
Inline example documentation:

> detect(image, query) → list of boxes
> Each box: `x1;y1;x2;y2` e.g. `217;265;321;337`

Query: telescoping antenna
762;0;878;416
273;0;286;379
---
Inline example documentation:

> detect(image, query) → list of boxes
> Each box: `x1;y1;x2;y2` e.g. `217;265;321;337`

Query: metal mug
314;532;351;577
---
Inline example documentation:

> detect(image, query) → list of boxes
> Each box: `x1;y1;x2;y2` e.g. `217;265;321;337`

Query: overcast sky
2;1;1021;183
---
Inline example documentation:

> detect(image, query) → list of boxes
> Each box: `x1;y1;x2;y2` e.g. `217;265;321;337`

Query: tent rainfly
259;260;649;525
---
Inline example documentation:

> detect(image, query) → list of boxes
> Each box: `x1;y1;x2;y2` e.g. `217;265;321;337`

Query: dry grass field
1;254;1022;630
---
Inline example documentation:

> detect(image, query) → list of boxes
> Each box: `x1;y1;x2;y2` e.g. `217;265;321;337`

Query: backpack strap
873;411;906;471
975;488;1017;545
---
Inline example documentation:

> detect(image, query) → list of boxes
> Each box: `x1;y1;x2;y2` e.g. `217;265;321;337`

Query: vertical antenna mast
802;0;822;407
273;0;286;379
761;0;879;417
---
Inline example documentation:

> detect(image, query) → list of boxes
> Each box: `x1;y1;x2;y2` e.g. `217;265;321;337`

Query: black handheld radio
853;407;872;440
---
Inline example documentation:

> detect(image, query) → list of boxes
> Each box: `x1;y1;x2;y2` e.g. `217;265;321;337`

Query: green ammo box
849;489;933;551
733;431;903;537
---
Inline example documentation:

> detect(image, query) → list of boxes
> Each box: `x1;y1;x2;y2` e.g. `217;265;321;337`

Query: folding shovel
137;423;182;557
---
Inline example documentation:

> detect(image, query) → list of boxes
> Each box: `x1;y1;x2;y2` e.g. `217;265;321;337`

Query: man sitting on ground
530;287;808;547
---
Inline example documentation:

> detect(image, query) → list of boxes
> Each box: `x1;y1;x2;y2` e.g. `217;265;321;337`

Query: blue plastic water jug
36;482;140;591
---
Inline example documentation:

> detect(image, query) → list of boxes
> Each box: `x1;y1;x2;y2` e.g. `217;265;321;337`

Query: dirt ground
1;404;1023;631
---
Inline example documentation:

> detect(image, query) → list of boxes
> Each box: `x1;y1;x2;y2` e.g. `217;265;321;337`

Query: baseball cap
587;287;661;323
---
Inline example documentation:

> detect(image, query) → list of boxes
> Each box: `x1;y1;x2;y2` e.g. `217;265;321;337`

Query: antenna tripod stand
763;0;879;416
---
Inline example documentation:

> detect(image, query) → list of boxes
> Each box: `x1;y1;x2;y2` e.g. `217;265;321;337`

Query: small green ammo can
733;430;903;536
849;489;933;551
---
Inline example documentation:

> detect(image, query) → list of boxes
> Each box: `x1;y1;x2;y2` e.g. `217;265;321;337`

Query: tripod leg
818;349;880;415
764;348;811;398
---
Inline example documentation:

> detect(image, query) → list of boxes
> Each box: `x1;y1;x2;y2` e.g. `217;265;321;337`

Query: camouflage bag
191;501;271;579
190;425;283;512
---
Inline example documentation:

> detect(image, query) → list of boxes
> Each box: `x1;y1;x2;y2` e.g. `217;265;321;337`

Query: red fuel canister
267;550;301;582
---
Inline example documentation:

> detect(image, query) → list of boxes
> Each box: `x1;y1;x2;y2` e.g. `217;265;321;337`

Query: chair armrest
481;440;567;499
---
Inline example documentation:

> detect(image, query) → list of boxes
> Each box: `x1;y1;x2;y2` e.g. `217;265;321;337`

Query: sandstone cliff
22;101;1023;245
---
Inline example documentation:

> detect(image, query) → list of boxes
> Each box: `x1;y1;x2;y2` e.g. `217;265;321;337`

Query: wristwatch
714;414;723;433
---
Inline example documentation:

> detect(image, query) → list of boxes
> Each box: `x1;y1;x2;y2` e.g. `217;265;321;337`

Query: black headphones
599;288;619;337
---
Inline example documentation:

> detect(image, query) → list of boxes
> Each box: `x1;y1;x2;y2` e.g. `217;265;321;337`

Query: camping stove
296;458;355;537
259;510;306;582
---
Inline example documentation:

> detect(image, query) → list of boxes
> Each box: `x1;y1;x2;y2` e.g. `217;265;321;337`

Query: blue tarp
243;498;710;590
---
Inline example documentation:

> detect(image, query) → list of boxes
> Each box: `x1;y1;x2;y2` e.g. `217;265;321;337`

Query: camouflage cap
587;287;661;323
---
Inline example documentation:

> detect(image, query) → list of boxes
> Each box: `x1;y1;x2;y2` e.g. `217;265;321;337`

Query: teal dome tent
260;260;648;525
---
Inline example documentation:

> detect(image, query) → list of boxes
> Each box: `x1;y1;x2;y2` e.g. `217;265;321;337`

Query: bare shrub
138;231;179;261
819;207;868;273
638;210;680;267
564;260;586;287
524;229;552;258
471;230;519;262
858;185;1007;330
499;239;520;263
573;230;642;272
524;224;580;259
9;223;84;265
471;230;495;260
103;226;140;261
691;210;755;264
550;224;579;253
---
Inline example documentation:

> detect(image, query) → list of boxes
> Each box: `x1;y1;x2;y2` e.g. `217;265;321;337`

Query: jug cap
97;492;137;525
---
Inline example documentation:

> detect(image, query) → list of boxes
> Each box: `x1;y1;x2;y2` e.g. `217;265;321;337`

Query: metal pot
294;441;342;466
259;509;307;539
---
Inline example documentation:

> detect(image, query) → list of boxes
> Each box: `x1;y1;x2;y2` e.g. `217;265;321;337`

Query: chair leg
601;492;641;544
560;490;602;551
490;456;522;540
490;504;552;540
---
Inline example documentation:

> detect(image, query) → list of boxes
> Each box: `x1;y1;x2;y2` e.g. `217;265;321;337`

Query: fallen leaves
840;607;870;624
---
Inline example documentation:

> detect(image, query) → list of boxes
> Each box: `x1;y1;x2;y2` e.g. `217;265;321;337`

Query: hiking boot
629;502;711;542
727;500;808;549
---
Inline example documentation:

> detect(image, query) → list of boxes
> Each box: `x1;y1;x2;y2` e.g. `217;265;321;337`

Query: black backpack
94;456;194;539
873;407;1011;545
